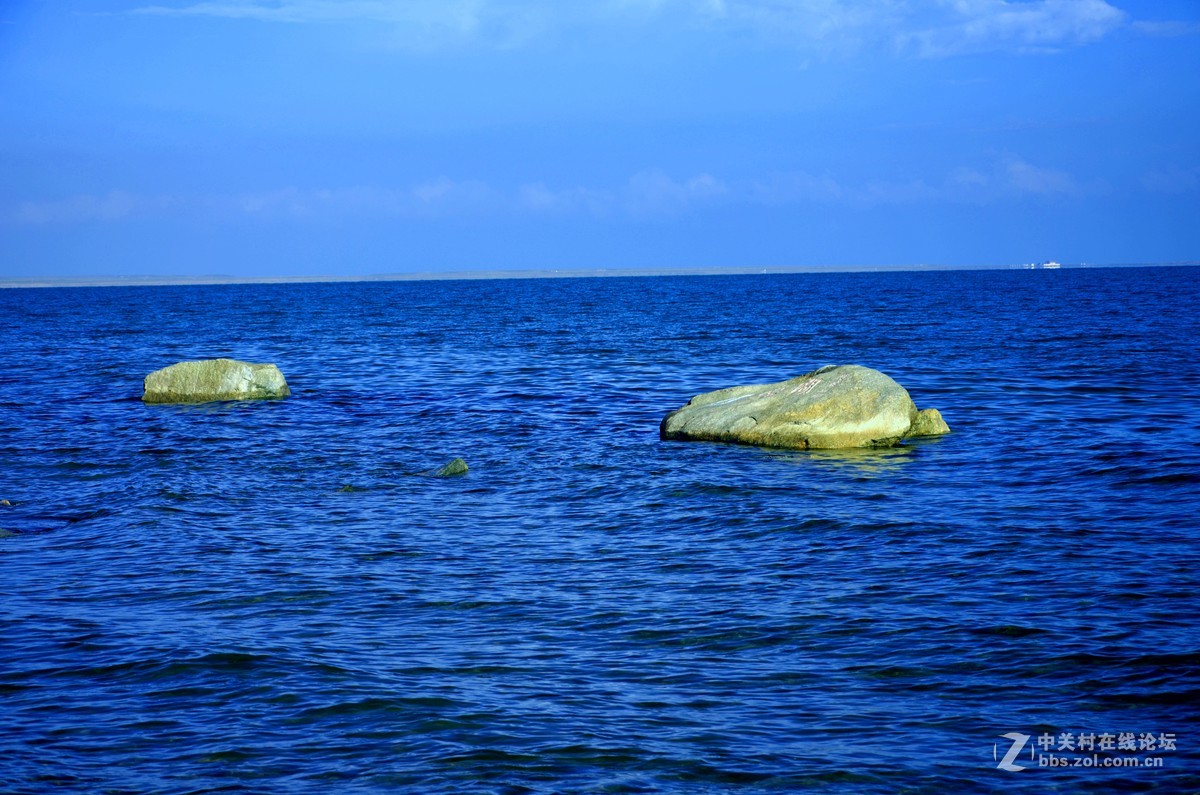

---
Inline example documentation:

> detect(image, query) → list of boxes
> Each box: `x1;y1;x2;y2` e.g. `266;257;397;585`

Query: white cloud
235;181;503;217
949;155;1107;198
609;0;1127;56
751;170;953;207
409;178;499;208
749;171;847;205
623;170;726;216
4;172;723;224
129;0;1129;57
748;154;1098;206
1002;156;1080;195
517;182;612;215
898;0;1127;57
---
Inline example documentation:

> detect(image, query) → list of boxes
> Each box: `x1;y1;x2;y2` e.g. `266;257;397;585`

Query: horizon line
1;261;1195;289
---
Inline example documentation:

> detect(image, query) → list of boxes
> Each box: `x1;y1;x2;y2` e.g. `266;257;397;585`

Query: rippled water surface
2;268;1198;794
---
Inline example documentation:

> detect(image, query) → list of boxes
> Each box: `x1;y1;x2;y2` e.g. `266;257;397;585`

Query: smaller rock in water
0;528;17;538
0;499;11;507
143;358;290;404
434;458;469;477
909;408;950;437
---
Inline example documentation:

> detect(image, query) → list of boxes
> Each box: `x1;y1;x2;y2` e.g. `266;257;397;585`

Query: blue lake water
1;267;1198;793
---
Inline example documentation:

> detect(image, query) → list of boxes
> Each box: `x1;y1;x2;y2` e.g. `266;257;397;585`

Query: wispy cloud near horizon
4;155;1112;227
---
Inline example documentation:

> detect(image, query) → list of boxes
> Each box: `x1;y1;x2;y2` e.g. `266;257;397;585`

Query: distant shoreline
1;261;1195;289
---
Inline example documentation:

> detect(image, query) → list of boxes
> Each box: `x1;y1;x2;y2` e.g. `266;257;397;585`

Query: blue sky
1;0;1198;278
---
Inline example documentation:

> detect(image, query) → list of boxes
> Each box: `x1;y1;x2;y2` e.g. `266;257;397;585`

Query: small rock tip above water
434;457;469;477
660;364;950;450
142;358;290;405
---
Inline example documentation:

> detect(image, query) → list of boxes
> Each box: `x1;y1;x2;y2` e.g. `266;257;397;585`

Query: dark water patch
969;624;1050;638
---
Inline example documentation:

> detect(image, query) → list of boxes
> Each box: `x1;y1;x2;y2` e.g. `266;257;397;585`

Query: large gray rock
660;364;949;450
143;358;290;404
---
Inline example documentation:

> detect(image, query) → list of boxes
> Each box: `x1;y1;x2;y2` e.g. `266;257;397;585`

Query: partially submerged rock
143;359;290;404
660;364;949;450
909;407;950;438
434;457;469;477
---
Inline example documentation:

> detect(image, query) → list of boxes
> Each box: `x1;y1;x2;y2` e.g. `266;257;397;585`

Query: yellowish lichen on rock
660;364;949;450
143;358;290;404
909;408;951;437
